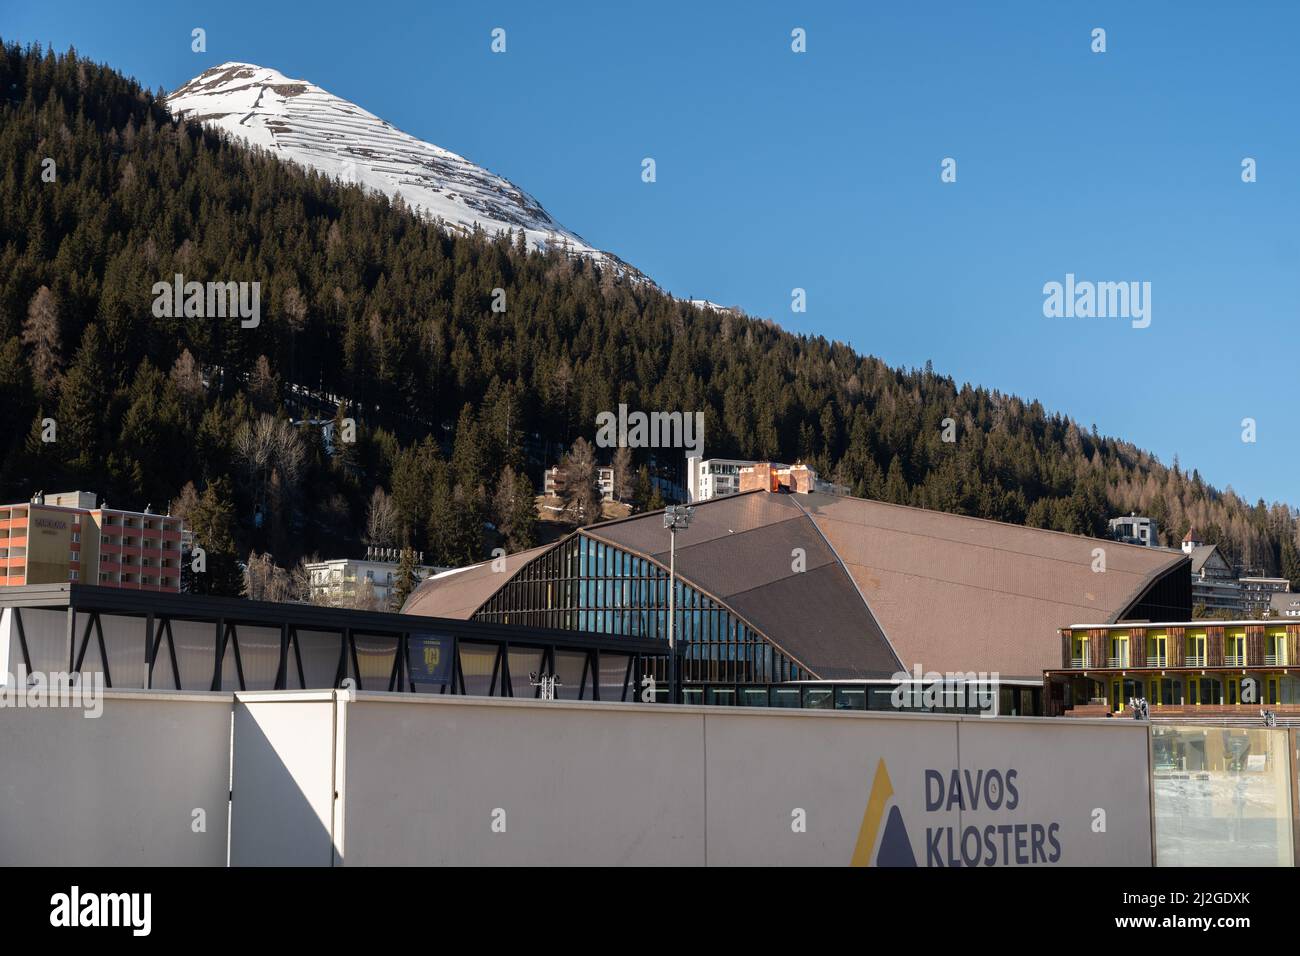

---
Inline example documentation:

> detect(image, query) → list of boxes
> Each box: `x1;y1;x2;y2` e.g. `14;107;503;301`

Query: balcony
1224;655;1245;667
1148;656;1167;668
1264;654;1287;666
1107;657;1129;669
1185;654;1206;667
1069;656;1088;669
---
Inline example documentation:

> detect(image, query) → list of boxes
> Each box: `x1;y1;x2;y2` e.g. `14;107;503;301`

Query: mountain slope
166;62;631;272
2;42;1297;589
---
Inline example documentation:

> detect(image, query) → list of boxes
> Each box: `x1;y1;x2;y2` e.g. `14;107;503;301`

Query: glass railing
1152;725;1294;867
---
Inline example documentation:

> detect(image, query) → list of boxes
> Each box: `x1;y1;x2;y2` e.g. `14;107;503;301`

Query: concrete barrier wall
323;694;1154;866
340;694;706;866
0;690;232;866
230;693;340;866
15;690;1273;867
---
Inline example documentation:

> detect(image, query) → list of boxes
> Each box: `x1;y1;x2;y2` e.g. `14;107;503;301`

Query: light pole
663;504;694;704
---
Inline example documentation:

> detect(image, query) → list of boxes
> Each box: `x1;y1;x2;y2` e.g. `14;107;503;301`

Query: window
1265;631;1287;665
1186;633;1206;667
802;686;834;709
834;686;867;710
71;532;80;543
474;533;807;685
68;569;78;581
1226;632;1246;666
1071;634;1088;667
1109;634;1129;668
1146;633;1167;667
1199;678;1222;705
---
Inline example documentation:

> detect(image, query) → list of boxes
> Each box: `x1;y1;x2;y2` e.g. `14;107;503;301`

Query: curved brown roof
403;490;1190;682
402;543;549;619
798;493;1188;678
584;492;901;679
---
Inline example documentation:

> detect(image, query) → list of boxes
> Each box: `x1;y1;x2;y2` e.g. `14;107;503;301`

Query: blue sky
7;0;1298;505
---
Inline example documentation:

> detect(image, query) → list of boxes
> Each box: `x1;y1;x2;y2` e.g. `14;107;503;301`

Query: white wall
323;695;1154;866
0;690;231;866
230;692;340;866
12;690;1275;867
341;695;706;866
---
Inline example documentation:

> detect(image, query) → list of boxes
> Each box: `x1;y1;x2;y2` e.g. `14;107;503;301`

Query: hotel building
0;491;183;592
1046;620;1300;719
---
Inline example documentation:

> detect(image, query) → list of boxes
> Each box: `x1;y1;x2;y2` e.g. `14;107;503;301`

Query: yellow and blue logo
850;759;916;867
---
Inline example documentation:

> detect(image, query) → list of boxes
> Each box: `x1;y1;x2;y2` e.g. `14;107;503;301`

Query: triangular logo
850;758;916;866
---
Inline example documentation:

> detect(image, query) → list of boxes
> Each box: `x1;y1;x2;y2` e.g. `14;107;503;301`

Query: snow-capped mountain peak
166;62;624;269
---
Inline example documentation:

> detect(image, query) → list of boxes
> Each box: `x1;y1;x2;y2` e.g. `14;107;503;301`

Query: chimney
739;462;777;493
788;463;816;494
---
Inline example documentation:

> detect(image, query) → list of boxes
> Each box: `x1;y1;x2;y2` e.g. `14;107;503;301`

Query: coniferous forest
3;42;1299;597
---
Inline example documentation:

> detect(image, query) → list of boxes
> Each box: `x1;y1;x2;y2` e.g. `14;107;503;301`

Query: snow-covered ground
166;63;633;273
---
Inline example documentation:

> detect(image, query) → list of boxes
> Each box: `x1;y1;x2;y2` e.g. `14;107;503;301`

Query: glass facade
474;533;809;685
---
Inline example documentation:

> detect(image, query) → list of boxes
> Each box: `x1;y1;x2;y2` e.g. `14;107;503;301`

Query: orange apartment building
0;491;183;592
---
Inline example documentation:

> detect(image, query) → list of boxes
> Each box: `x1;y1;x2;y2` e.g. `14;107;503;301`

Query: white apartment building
688;457;846;502
1109;514;1159;548
543;466;615;502
306;552;443;608
687;457;765;502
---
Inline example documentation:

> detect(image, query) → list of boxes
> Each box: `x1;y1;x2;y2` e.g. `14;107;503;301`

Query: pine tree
883;455;909;505
22;286;61;397
632;465;653;513
186;477;244;596
56;323;109;479
390;545;423;610
331;401;359;479
493;465;537;551
559;436;601;524
612;446;633;502
1281;537;1300;592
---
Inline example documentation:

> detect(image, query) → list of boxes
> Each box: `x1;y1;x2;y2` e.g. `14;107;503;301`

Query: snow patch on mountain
166;62;633;273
